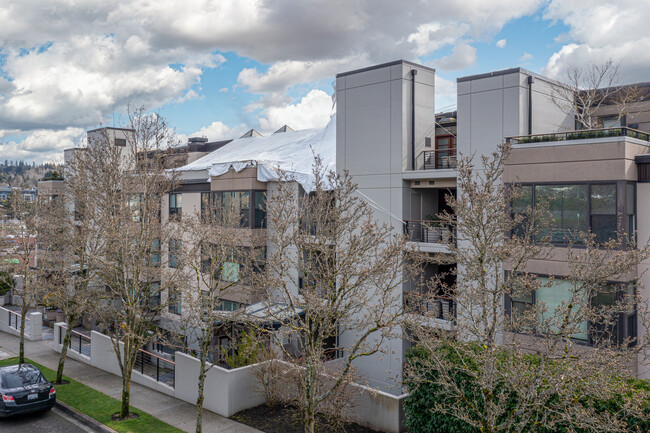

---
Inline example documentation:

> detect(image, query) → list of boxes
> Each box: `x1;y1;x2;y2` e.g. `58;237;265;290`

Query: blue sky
0;0;647;163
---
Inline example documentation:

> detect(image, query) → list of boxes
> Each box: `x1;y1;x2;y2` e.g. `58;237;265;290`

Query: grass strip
0;356;183;433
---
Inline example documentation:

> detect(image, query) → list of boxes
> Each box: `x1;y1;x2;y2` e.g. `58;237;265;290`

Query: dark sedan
0;364;56;417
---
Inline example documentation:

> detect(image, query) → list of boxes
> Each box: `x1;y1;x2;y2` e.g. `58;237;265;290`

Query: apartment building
39;61;650;424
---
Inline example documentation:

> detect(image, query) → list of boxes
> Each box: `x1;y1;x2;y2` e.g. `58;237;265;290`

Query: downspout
411;69;418;170
528;75;535;135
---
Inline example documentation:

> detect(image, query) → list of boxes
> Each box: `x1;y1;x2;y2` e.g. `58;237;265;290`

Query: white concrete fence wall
50;323;406;433
0;306;42;341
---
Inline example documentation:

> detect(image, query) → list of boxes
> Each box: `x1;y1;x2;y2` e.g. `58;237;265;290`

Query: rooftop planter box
507;127;650;145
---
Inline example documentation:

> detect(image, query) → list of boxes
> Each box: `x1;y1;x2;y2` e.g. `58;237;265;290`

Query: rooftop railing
507;127;650;145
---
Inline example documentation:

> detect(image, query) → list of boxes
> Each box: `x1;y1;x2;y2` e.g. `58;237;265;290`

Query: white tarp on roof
176;114;336;192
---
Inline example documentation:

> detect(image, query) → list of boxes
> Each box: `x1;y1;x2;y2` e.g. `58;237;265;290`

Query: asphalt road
0;407;93;432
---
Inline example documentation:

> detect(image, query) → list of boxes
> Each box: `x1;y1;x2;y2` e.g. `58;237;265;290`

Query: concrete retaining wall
0;306;42;341
47;326;406;432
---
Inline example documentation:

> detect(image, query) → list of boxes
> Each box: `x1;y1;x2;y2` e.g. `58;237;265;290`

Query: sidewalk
0;331;262;433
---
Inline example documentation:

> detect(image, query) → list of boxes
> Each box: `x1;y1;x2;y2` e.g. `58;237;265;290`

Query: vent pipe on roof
411;69;417;170
528;75;535;135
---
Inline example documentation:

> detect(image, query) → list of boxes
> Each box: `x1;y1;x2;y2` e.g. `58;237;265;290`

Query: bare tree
405;143;650;433
37;160;101;384
551;59;644;130
166;199;260;433
79;107;181;419
1;190;40;364
257;159;421;433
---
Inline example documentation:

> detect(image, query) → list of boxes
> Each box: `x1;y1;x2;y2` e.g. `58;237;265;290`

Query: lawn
0;357;183;433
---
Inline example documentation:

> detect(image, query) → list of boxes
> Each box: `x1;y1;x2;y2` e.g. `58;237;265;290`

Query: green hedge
403;345;650;433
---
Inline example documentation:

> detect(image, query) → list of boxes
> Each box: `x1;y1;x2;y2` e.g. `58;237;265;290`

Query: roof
175;114;336;192
244;301;304;328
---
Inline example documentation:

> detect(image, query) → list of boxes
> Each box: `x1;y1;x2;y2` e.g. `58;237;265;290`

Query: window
169;239;181;268
149;239;160;267
216;300;241;311
626;183;636;241
254;191;267;228
602;117;621;128
114;138;126;147
200;190;266;228
435;135;457;169
168;288;182;315
169;193;182;218
590;184;617;243
201;192;211;222
517;183;624;244
215;191;250;227
508;275;637;345
511;185;532;237
536;277;588;341
536;184;588;243
147;282;161;308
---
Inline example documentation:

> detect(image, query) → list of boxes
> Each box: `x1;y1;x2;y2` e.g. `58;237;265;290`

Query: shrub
0;271;14;296
403;345;650;433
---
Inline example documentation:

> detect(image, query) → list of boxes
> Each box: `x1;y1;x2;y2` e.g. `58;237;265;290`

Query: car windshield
1;367;47;388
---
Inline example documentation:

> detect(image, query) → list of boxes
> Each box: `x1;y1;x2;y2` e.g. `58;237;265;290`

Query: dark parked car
0;363;56;417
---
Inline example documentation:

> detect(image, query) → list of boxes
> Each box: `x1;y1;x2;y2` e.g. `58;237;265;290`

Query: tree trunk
195;354;207;433
304;405;315;433
303;361;316;433
120;370;132;418
56;322;74;384
19;312;26;364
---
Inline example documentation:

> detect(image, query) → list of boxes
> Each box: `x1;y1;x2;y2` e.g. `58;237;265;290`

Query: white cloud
0;33;225;131
433;42;477;71
237;56;366;94
496;39;507;48
0;0;548;161
519;52;533;62
0;127;85;163
188;121;247;142
219;87;229;93
258;89;332;133
542;0;650;84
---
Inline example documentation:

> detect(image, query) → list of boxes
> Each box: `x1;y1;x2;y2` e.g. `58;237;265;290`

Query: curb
55;400;119;433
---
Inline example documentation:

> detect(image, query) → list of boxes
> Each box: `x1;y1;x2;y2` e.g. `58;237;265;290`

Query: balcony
506;127;650;145
404;220;454;244
415;149;457;171
404;291;456;321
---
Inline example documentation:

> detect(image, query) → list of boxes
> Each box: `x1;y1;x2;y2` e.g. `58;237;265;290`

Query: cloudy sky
1;0;648;163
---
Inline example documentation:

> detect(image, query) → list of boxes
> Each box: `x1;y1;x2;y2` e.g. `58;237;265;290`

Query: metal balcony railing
134;348;175;388
404;220;455;244
8;310;29;335
506;127;650;145
404;291;456;320
60;327;91;357
415;149;457;170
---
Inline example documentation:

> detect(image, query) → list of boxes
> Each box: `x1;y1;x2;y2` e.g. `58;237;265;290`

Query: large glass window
536;277;588;341
535;185;588;243
200;190;266;228
590;184;617;243
509;275;636;345
216;191;250;227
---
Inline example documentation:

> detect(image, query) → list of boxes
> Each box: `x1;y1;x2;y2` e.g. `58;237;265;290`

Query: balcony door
435;135;457;169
